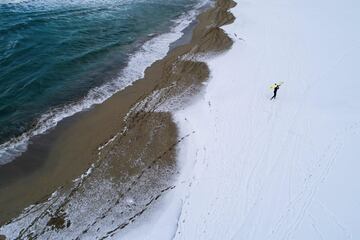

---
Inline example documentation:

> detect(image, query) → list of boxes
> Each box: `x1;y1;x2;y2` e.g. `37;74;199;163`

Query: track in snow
102;0;360;239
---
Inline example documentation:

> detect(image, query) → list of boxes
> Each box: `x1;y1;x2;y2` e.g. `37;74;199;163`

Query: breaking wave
0;1;208;165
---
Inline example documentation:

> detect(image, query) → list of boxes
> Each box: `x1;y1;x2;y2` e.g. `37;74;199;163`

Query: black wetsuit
271;85;279;100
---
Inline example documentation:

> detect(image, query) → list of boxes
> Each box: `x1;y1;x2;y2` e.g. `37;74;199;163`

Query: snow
118;0;360;239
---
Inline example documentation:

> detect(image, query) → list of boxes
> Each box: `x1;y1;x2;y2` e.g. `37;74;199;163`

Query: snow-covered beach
121;0;360;239
1;0;359;238
0;0;235;238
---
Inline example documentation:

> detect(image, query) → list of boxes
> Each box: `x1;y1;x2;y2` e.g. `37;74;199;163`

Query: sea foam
0;0;209;165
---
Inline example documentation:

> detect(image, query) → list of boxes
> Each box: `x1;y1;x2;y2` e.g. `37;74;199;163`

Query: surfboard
270;81;284;89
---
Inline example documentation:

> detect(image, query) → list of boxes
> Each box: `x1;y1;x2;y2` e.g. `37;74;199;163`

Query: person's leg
271;91;276;100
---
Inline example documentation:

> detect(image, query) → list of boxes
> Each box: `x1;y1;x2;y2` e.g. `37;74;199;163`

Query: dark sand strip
0;0;236;238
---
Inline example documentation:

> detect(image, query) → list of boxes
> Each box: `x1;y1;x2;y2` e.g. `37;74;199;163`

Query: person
270;83;280;100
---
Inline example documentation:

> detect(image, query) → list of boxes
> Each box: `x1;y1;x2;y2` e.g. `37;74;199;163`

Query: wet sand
0;0;236;237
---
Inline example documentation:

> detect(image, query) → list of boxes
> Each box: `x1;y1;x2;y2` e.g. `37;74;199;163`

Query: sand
0;0;236;238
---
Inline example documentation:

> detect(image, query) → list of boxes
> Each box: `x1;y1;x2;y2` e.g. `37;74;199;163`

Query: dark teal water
0;0;203;163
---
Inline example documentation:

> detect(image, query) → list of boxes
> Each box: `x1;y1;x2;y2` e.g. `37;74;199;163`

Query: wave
0;0;133;9
0;1;209;165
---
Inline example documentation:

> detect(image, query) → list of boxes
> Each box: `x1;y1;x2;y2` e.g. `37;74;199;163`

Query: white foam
0;0;134;8
0;2;208;165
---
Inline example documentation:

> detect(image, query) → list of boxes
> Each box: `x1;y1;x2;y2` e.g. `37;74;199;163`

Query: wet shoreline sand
0;0;236;237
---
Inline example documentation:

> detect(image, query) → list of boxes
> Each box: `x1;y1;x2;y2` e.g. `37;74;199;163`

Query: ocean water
0;0;206;164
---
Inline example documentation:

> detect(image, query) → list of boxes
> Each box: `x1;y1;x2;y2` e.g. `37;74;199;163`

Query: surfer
270;83;280;100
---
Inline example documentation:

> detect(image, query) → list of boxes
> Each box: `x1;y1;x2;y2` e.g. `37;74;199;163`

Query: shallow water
0;0;202;164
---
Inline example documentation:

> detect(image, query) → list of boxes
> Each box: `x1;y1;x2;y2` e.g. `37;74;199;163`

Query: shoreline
0;0;236;238
0;1;206;166
0;4;206;225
